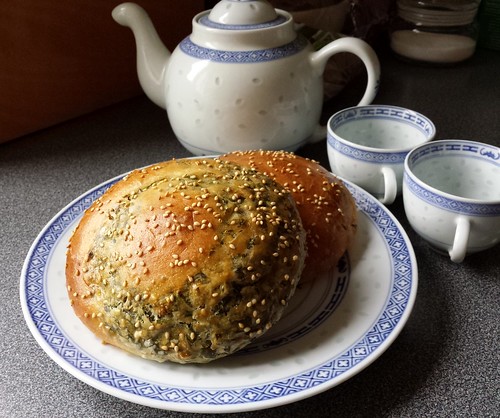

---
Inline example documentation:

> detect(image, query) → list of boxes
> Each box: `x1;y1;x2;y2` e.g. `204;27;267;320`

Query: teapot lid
201;0;287;29
190;0;297;50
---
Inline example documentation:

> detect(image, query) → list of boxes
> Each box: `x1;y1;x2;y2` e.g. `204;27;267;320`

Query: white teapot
113;0;380;155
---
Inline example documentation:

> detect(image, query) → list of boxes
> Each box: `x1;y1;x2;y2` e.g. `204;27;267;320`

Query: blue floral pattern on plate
21;173;417;413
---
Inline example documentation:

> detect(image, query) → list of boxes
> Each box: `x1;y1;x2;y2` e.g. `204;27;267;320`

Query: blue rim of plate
20;172;417;413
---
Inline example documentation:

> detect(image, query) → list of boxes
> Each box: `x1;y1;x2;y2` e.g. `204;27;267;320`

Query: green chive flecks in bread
66;158;306;363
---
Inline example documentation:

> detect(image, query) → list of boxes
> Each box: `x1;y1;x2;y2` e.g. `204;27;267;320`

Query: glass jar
390;0;481;65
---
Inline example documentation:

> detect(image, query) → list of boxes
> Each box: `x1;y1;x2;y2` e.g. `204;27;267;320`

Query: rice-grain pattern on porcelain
403;139;500;262
327;105;435;205
112;0;381;155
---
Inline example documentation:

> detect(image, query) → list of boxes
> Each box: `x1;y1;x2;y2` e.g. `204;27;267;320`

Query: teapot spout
112;3;170;109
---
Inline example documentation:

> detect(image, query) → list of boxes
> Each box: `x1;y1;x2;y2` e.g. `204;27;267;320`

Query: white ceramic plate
20;173;417;413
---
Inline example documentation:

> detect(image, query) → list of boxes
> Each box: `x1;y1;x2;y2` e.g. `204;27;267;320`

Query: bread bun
221;150;357;281
66;158;306;363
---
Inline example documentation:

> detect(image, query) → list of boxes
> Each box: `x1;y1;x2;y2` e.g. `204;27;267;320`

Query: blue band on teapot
199;15;288;30
179;35;308;63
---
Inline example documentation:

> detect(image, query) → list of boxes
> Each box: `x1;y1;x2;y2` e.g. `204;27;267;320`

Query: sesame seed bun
66;158;306;363
221;150;357;281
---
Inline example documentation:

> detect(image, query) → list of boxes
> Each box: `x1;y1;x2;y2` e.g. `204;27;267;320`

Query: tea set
112;0;500;262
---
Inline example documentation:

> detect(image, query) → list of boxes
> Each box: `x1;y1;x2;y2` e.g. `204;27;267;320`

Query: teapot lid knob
207;0;278;26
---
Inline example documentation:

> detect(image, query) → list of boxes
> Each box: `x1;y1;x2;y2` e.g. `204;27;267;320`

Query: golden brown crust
220;150;357;281
66;158;306;363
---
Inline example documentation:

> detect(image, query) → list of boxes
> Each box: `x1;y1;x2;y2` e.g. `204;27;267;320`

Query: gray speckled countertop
1;48;499;418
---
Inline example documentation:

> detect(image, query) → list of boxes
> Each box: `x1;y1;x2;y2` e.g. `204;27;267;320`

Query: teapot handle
308;37;381;143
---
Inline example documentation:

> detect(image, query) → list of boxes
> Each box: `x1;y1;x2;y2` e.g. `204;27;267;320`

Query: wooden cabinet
0;1;204;142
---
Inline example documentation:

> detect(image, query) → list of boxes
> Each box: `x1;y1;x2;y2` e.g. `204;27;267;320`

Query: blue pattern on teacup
409;141;500;165
480;147;500;160
330;106;435;138
199;15;287;30
404;172;500;216
327;134;409;164
179;35;308;63
359;107;433;135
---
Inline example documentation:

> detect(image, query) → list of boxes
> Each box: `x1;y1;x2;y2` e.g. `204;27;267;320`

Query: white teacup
327;105;435;205
403;139;500;263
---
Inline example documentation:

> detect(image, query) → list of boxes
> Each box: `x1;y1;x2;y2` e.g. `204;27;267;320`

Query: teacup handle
308;37;381;143
449;216;470;263
379;167;397;205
